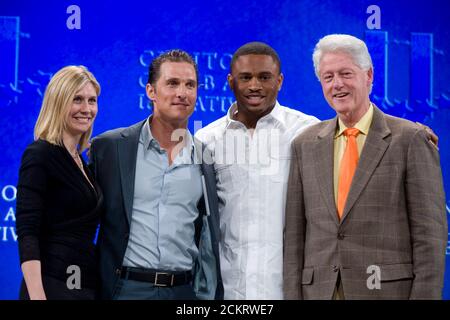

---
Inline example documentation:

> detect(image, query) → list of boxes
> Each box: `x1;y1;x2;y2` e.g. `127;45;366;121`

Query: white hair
312;34;373;79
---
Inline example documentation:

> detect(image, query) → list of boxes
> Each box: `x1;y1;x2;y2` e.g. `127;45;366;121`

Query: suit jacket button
115;268;121;275
337;233;345;240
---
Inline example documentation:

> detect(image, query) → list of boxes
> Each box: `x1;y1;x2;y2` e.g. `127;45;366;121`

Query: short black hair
230;42;281;74
147;49;199;85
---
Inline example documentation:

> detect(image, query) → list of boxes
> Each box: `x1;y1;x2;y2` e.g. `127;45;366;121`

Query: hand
416;122;438;149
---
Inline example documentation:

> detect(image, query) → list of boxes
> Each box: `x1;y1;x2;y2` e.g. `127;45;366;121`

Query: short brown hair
147;49;198;85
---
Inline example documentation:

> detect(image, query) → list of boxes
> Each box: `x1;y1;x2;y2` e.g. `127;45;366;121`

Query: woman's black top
16;139;103;289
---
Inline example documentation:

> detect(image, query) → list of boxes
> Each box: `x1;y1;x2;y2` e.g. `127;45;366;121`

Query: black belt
120;267;192;287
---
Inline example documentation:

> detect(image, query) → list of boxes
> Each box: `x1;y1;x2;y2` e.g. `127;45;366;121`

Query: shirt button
332;266;339;272
337;233;345;240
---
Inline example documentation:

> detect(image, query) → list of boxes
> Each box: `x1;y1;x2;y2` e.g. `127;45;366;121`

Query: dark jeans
19;275;96;300
113;278;198;300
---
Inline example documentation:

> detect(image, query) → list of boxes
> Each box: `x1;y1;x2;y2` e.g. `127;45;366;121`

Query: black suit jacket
90;120;223;299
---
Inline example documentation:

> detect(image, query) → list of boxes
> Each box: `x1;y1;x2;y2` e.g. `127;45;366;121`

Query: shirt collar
225;100;285;129
335;103;374;138
141;117;155;150
141;117;198;163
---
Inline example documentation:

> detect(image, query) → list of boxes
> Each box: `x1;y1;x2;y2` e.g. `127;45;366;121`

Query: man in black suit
90;50;223;300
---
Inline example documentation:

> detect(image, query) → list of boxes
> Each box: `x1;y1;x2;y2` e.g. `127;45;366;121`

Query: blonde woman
16;65;103;300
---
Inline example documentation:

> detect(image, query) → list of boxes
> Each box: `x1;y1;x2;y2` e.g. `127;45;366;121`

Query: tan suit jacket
283;106;447;299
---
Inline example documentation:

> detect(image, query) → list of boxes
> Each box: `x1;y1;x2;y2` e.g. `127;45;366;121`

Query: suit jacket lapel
314;118;340;225
340;105;391;222
118;120;146;225
194;138;221;242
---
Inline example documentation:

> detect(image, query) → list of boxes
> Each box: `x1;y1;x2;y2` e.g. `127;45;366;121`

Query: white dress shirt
196;101;319;299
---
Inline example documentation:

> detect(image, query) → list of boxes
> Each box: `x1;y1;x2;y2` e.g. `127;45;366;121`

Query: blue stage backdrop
1;0;449;300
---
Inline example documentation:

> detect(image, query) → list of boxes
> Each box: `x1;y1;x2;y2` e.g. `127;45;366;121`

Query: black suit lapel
195;138;221;259
118;120;146;225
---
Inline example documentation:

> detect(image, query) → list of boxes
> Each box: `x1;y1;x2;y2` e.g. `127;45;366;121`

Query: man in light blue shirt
91;50;223;300
123;118;203;274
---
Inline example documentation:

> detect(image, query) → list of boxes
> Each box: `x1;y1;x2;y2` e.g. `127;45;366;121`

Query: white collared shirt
196;101;319;299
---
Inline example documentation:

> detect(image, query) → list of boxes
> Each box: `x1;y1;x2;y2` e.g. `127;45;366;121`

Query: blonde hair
34;65;101;152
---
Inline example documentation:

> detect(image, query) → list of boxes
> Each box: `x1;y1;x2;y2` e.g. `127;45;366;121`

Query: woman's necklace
71;151;83;170
71;150;96;192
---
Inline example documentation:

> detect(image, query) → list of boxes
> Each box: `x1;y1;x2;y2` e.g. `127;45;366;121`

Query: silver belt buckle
154;272;174;287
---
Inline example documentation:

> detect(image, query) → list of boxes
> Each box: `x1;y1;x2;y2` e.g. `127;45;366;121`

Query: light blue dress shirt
123;119;203;271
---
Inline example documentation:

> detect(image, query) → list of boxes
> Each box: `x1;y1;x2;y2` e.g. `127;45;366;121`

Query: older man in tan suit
283;34;447;300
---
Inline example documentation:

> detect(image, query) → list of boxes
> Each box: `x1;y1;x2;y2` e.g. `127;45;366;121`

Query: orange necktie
337;128;360;218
